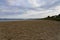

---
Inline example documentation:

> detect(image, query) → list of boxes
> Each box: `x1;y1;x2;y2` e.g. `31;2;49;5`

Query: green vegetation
44;14;60;21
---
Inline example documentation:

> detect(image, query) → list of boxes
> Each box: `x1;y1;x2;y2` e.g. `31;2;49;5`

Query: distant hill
0;14;60;21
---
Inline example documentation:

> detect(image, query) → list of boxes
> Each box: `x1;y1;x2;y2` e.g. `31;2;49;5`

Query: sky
0;0;60;19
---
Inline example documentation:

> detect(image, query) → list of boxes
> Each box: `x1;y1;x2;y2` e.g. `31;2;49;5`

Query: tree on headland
47;16;50;18
45;14;60;21
58;14;60;16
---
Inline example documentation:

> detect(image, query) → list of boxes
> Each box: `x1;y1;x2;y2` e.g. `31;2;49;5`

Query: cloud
0;0;60;19
7;0;30;7
40;0;60;9
6;0;49;8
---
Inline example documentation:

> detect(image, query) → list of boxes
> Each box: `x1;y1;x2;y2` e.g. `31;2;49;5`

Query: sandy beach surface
0;20;60;40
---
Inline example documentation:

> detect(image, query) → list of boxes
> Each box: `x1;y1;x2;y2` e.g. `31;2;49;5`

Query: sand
0;20;60;40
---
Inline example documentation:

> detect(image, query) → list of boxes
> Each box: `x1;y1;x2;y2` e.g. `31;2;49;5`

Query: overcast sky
0;0;60;19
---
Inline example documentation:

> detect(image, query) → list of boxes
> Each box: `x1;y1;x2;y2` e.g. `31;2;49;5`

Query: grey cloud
0;0;60;18
40;0;60;9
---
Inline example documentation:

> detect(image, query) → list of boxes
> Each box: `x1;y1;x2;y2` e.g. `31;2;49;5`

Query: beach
0;20;60;40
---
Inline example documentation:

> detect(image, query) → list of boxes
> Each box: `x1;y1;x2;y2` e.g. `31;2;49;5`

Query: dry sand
0;20;60;40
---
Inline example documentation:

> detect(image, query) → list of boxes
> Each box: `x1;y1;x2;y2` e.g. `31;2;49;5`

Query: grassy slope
0;20;60;40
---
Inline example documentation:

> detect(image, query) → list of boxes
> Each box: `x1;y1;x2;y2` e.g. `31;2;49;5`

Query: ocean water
0;20;23;22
